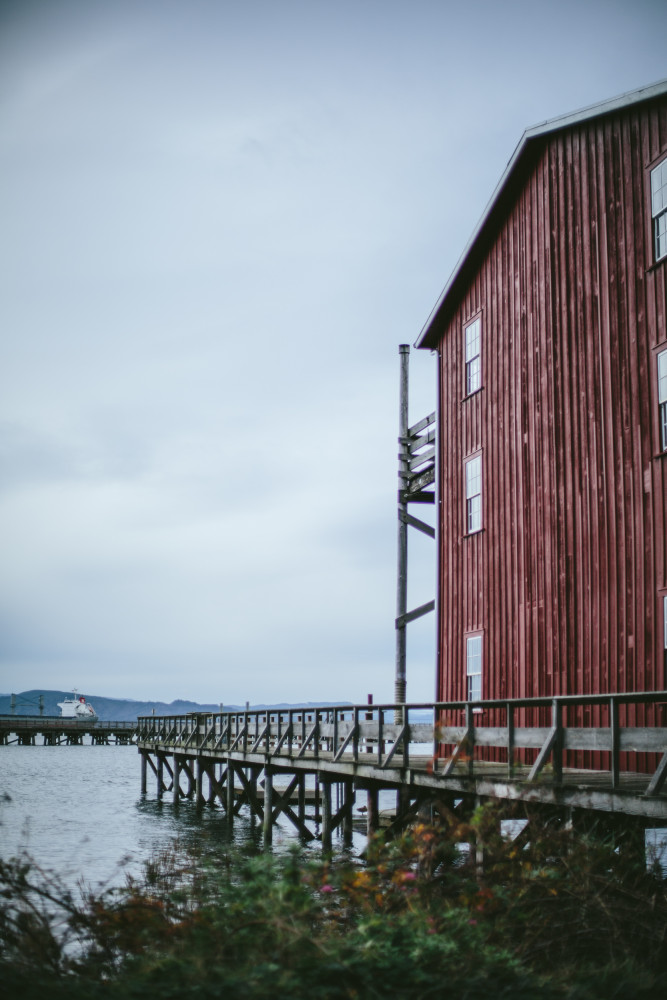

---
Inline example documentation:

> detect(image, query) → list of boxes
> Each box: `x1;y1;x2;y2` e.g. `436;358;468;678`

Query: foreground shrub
1;807;665;999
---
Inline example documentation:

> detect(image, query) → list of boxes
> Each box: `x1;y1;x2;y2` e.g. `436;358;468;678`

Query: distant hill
0;690;350;722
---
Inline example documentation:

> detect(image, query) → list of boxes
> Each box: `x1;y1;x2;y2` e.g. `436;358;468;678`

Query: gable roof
416;78;667;350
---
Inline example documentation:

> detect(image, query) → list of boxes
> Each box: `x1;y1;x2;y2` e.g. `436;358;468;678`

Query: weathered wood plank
406;466;436;492
407;411;436;437
408;446;436;472
399;510;436;539
396;601;435;628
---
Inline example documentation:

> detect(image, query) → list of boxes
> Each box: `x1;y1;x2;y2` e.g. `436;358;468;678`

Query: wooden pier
0;715;137;745
137;692;667;850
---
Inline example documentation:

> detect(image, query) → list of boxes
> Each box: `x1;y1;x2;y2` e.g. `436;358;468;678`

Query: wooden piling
172;756;180;805
298;775;306;828
397;784;410;820
321;779;332;852
208;764;218;805
140;751;147;794
196;758;205;808
343;780;354;846
367;786;379;836
263;767;273;846
226;763;235;823
157;755;164;798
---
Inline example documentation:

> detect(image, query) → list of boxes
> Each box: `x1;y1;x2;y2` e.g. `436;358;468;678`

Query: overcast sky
1;0;666;707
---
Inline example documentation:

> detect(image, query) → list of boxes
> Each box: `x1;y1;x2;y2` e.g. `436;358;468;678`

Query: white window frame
651;158;667;263
658;349;667;452
466;633;483;703
464;317;481;396
465;454;482;534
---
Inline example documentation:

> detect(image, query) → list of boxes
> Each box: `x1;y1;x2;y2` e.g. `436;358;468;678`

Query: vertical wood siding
435;100;667;749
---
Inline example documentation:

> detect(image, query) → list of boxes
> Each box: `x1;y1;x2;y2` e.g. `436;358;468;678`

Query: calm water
0;743;365;889
2;744;664;885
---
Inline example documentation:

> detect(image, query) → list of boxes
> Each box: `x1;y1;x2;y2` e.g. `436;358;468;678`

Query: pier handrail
0;716;137;730
136;692;667;797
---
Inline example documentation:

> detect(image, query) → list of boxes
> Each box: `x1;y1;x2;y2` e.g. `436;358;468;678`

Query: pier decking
137;692;667;848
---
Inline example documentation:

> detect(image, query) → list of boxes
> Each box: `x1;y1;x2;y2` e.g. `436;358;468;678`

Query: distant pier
0;716;136;745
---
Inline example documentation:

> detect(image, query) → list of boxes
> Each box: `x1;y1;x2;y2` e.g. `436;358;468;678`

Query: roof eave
415;78;667;351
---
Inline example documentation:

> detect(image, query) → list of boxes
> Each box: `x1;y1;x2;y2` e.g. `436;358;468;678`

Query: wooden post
395;344;410;721
226;763;235;822
263;766;273;846
196;758;204;808
552;698;562;784
610;696;620;788
367;785;379;836
396;783;410;822
140;751;147;794
321;779;332;853
173;756;181;805
186;760;195;798
507;701;515;779
298;775;306;829
157;755;164;799
343;781;354;847
474;796;485;874
366;694;373;758
465;703;474;778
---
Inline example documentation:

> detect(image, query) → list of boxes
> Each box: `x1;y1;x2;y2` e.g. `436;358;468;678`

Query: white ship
57;691;97;720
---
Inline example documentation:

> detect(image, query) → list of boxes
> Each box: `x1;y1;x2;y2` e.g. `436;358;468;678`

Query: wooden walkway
136;693;667;847
0;715;137;745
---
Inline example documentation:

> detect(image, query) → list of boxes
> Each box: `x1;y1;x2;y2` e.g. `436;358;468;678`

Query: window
651;158;667;262
659;349;667;451
466;634;482;702
465;455;482;533
465;317;481;395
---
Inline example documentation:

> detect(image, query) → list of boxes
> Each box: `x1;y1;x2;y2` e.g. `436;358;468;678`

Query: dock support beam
343;780;354;846
226;763;235;823
140;751;147;794
196;758;205;808
263;767;273;846
208;764;218;805
298;775;306;829
172;757;181;804
321;779;332;852
397;784;411;821
367;785;379;836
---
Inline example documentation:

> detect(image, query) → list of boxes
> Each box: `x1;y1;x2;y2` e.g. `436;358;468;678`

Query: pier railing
138;691;667;797
1;717;137;732
0;716;138;745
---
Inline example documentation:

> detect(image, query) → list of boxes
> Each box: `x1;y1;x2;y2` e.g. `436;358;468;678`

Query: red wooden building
416;81;667;721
